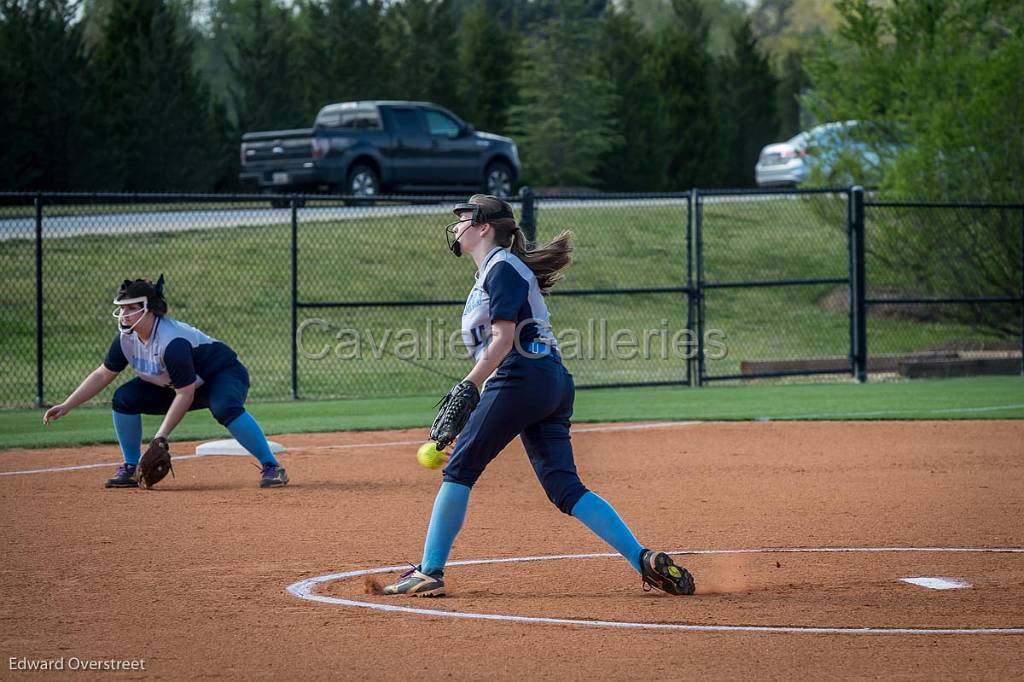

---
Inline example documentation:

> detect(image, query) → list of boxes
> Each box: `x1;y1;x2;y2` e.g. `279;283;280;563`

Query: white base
194;438;285;457
899;576;971;590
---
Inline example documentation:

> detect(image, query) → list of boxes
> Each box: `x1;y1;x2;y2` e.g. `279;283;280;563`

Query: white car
755;121;881;187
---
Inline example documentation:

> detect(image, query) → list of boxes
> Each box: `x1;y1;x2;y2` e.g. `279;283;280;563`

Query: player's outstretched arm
153;382;196;440
43;365;120;424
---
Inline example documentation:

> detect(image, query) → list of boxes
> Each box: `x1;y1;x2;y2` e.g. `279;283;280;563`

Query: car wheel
347;165;380;197
484;161;514;198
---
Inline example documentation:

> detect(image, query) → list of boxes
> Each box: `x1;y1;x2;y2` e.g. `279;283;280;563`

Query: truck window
424;110;460;137
316;107;382;130
389;109;424;136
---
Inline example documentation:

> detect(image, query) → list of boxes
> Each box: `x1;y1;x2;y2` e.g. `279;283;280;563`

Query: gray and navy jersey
103;317;238;388
461;246;559;360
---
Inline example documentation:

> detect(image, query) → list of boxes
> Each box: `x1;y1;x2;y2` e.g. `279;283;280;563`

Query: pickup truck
239;100;520;200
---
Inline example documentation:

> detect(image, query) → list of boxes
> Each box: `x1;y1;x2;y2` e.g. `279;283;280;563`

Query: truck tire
484;161;514;198
347;164;380;198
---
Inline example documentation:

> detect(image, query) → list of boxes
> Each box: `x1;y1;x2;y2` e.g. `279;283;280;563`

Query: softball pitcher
42;276;288;489
383;195;695;597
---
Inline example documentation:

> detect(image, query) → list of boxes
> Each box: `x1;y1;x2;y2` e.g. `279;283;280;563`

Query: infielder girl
42;276;288;489
383;195;694;597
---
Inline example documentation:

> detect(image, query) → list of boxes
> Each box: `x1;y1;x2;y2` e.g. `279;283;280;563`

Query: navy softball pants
111;362;249;426
442;352;589;514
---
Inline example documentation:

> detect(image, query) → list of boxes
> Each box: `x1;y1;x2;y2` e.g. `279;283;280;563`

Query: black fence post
290;198;299;400
519;186;536;248
694;189;705;387
847;189;856;378
686;191;694;386
1020;208;1023;376
851;186;868;382
34;193;44;408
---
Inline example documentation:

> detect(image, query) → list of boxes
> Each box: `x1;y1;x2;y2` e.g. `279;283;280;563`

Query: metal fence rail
694;188;858;384
0;189;1020;408
861;199;1024;381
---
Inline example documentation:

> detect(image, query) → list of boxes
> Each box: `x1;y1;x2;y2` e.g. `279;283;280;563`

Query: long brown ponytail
508;228;573;293
467;194;573;293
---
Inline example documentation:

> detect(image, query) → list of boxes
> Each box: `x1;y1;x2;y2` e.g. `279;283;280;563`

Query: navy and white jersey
461;247;559;360
103;317;238;389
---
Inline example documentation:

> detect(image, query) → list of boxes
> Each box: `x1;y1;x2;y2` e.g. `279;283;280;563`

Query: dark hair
467;194;573;293
115;274;168;316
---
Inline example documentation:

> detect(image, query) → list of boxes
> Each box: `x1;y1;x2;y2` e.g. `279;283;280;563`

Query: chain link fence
293;192;693;399
861;201;1024;380
0;194;296;407
1;190;1020;408
695;189;854;382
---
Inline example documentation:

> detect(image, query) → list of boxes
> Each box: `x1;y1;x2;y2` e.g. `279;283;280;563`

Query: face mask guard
112;295;149;334
445;204;482;257
444;201;514;257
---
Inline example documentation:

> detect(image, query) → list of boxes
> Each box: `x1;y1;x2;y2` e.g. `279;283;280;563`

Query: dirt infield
2;421;1023;680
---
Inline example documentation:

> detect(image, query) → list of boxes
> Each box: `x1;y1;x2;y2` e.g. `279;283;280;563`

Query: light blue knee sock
571;492;644;573
421;481;471;575
226;412;278;466
112;411;142;465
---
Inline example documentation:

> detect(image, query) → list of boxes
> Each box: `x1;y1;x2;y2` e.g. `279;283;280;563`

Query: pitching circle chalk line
286;547;1024;636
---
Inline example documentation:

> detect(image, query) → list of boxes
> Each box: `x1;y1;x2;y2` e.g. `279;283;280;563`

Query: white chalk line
0;453;209;476
756;403;1024;421
0;421;703;477
286;547;1024;636
574;421;702;433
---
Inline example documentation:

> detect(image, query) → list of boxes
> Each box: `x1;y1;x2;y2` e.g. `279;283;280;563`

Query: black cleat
105;463;139;489
640;549;695;595
259;464;289;488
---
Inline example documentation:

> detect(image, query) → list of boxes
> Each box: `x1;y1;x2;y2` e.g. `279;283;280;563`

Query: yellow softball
416;441;446;469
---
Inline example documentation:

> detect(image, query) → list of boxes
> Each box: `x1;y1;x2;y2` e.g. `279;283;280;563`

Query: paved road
0;195;795;241
0;204;447;241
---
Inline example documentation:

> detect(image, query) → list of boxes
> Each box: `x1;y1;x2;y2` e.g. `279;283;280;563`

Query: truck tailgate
242;129;315;166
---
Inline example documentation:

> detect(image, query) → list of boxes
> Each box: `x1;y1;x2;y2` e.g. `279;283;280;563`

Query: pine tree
508;1;620;188
206;90;240;191
295;0;386;119
649;0;720;189
456;0;517;133
90;0;220;190
775;49;807;138
379;0;460;110
720;19;778;187
0;0;99;190
220;0;303;132
593;3;669;191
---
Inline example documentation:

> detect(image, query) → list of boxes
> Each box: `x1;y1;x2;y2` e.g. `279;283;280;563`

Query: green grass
1;376;1021;449
0;196;1012;407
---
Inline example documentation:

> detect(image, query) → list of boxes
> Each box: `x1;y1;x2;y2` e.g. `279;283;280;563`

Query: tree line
804;0;1023;339
0;0;782;193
